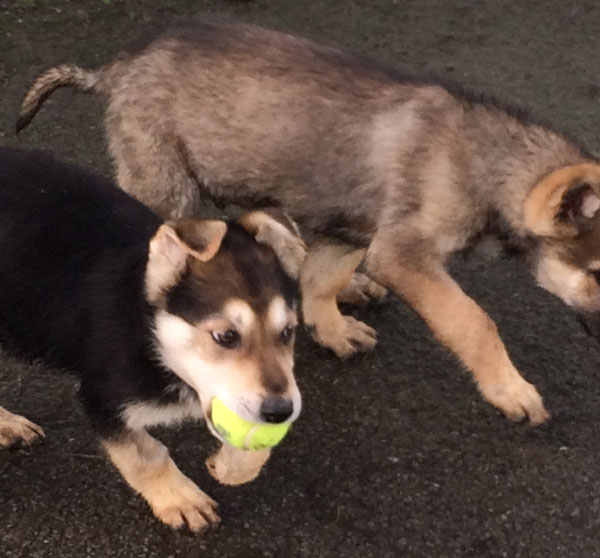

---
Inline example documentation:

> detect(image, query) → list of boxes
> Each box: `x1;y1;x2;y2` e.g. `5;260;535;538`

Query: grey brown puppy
18;20;600;425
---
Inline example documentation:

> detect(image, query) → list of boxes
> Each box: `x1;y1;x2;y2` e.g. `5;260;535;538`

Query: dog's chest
121;396;204;430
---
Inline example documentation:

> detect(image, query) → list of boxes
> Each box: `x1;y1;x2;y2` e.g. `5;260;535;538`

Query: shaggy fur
17;19;600;426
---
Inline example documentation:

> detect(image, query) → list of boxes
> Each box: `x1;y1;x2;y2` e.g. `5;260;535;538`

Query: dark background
1;1;600;556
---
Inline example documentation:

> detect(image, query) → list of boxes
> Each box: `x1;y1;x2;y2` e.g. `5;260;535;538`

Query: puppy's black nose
260;397;293;423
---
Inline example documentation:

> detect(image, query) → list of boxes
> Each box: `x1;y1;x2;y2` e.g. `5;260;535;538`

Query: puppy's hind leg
106;111;200;220
102;429;220;532
301;242;377;358
337;272;388;306
0;406;44;447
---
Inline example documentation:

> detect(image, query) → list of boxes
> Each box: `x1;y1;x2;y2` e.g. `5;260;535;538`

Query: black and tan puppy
0;147;305;532
18;19;600;425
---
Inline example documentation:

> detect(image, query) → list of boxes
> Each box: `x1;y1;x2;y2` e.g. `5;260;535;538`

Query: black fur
558;182;595;228
0;148;171;436
0;148;296;438
166;223;298;324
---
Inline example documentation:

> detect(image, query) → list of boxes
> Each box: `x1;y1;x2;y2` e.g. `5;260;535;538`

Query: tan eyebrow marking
223;298;256;334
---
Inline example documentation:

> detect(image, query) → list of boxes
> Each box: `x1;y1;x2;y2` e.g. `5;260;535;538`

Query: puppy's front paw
0;410;45;447
149;474;220;532
310;314;377;358
479;377;550;426
337;272;388;306
206;444;271;486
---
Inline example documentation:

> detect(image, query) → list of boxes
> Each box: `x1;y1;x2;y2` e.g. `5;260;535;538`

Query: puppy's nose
260;397;293;423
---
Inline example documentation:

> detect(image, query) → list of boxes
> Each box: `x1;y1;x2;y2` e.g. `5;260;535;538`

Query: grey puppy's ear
145;220;227;302
238;209;306;279
524;164;600;238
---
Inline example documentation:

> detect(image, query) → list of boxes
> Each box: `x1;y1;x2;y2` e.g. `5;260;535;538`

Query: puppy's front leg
367;256;549;424
206;443;271;486
102;429;220;532
0;406;44;447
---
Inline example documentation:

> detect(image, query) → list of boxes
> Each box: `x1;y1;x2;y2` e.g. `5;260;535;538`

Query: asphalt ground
1;1;600;556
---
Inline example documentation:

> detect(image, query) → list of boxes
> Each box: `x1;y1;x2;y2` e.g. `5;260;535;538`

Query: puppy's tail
16;64;102;133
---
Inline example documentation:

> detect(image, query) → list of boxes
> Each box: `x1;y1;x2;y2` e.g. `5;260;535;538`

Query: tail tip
15;114;30;135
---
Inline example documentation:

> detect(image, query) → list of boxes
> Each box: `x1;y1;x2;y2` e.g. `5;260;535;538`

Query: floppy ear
172;219;228;262
238;209;307;279
145;220;227;301
524;163;600;238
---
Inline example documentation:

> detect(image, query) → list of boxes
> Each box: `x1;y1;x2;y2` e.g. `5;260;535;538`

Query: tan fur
145;225;189;302
301;243;376;357
109;211;301;532
103;431;220;532
535;246;600;311
153;305;300;432
18;20;600;424
205;443;271;486
0;406;45;447
524;164;600;237
238;211;307;279
173;219;228;261
0;204;302;533
365;248;549;424
523;165;600;313
148;213;302;426
145;221;227;302
337;272;388;306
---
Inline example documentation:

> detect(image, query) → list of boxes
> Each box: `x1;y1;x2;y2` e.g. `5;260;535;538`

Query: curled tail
17;64;101;133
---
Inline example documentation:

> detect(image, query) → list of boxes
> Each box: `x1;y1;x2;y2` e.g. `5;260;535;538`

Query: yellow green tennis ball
211;397;291;450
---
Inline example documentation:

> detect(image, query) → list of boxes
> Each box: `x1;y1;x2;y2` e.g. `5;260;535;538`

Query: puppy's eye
211;329;241;349
280;325;295;345
591;271;600;286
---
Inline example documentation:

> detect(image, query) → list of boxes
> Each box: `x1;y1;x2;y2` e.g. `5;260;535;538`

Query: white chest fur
121;398;204;431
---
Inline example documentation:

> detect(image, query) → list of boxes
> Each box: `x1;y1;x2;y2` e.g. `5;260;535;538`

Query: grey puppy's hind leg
337;272;387;306
0;406;44;447
106;111;200;220
301;242;377;357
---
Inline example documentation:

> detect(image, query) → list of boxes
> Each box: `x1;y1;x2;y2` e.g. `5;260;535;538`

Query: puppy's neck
466;104;593;241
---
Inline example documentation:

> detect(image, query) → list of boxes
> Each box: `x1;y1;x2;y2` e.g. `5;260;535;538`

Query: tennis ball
211;397;291;451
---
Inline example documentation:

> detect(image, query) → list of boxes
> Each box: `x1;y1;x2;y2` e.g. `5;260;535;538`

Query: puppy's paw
310;315;377;358
479;377;550;426
206;444;271;486
337;272;388;306
149;474;220;532
0;410;45;448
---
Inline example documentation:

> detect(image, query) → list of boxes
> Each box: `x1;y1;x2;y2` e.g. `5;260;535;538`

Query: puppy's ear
145;221;227;301
172;219;228;262
238;209;306;279
524;164;600;238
